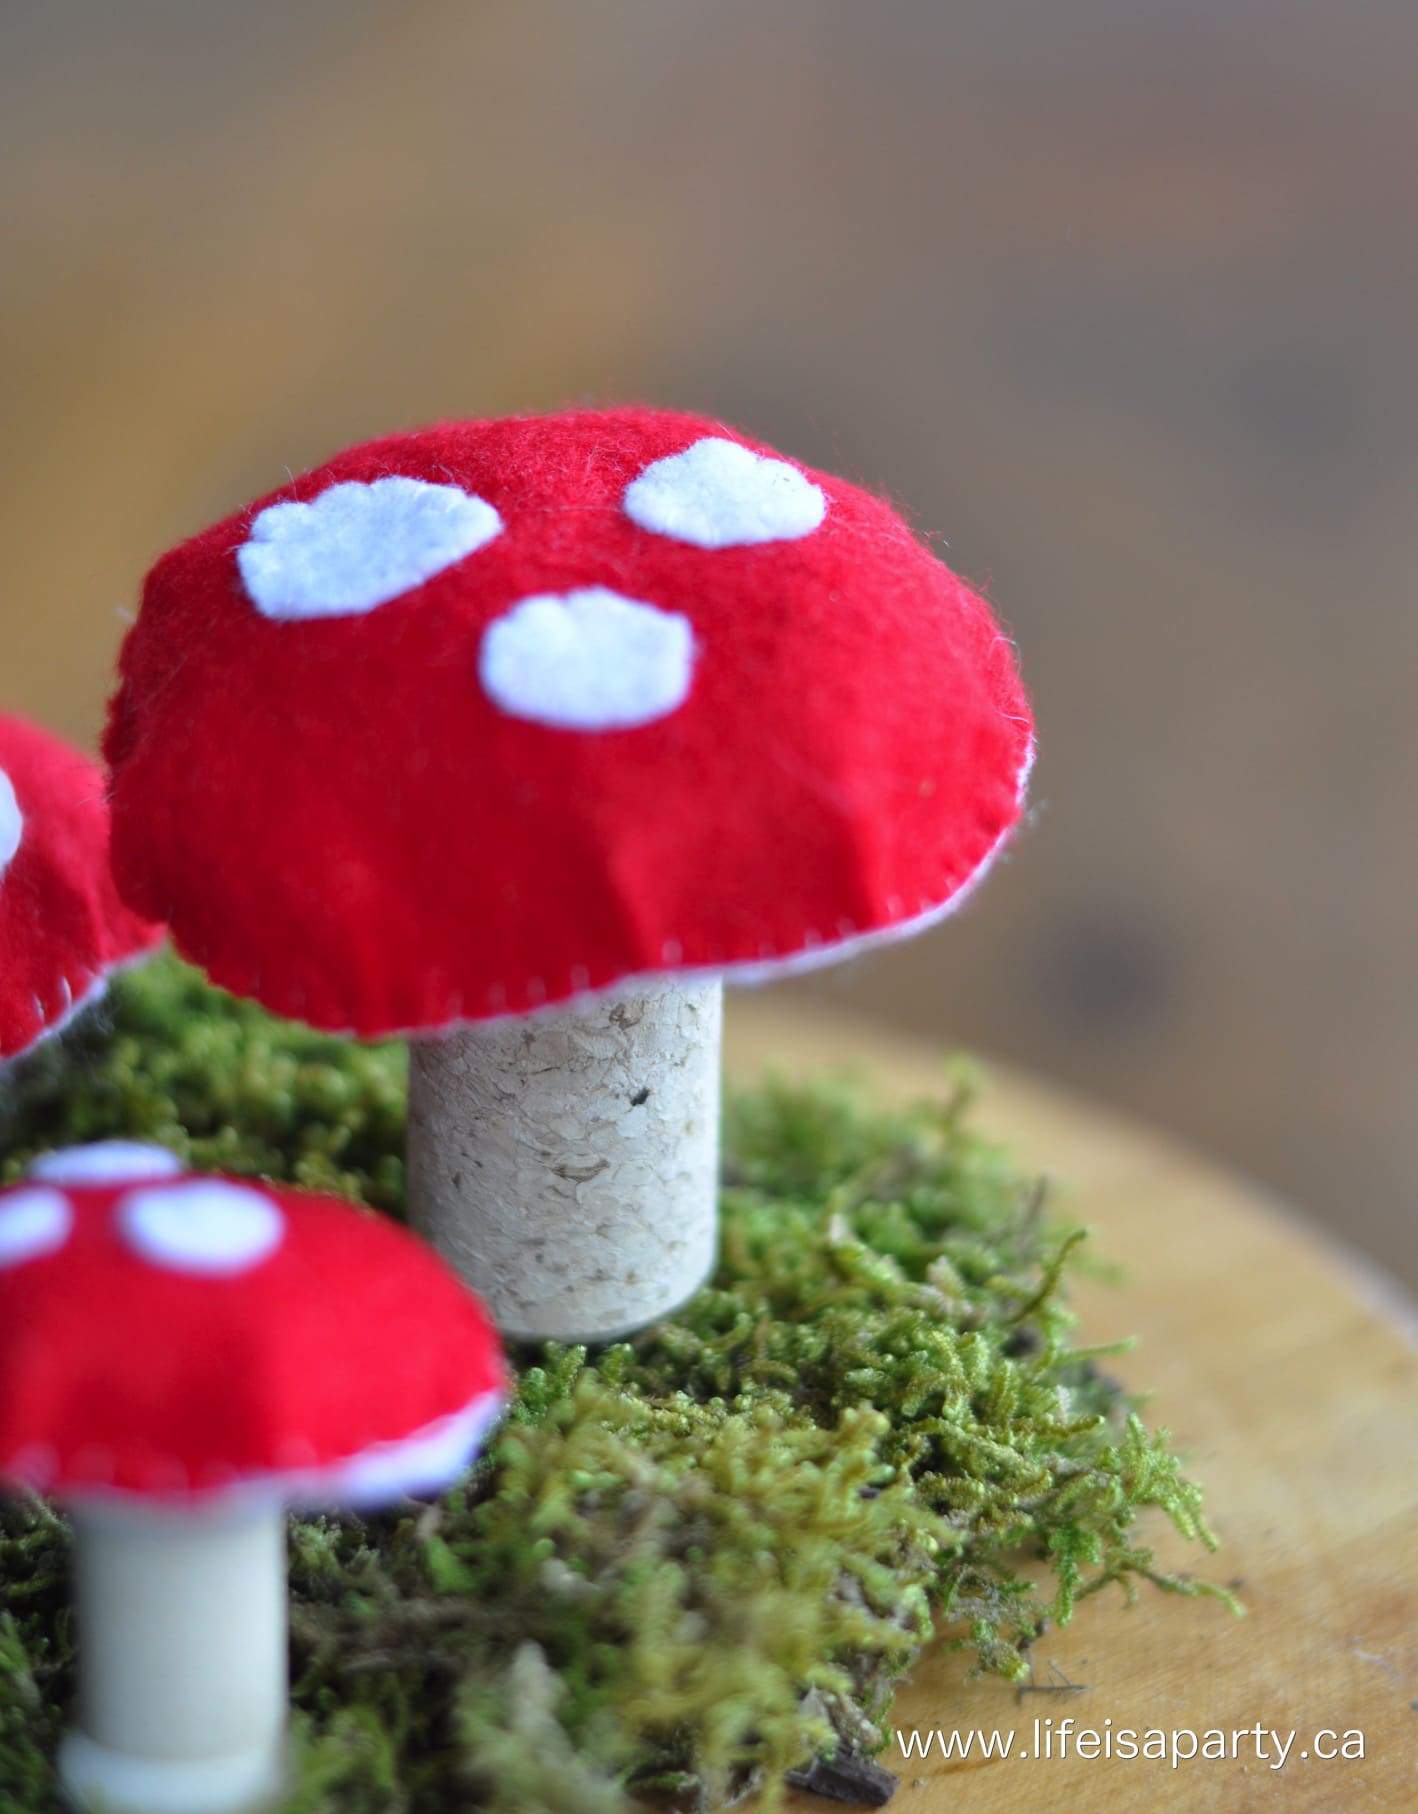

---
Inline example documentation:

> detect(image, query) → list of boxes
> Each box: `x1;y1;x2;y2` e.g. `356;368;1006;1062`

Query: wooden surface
725;999;1418;1810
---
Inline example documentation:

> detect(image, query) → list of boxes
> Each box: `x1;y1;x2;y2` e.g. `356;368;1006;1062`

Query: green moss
0;958;1233;1812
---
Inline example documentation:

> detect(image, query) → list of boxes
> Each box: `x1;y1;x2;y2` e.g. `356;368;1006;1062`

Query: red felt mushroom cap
0;715;163;1062
0;1151;507;1505
107;407;1033;1036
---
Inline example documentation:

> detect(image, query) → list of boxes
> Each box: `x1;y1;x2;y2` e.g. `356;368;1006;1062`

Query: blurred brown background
2;1;1413;1284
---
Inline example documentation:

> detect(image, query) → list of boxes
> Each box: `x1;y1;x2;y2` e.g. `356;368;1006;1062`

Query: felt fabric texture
239;475;503;621
622;435;827;547
0;716;163;1062
0;1169;507;1503
479;586;695;730
106;407;1034;1037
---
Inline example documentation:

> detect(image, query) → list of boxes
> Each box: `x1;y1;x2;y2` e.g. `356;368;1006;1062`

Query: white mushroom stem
58;1501;288;1814
407;977;722;1342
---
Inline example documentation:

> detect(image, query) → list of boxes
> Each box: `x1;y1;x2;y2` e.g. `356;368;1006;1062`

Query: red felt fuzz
107;408;1033;1035
0;1166;507;1504
0;715;163;1061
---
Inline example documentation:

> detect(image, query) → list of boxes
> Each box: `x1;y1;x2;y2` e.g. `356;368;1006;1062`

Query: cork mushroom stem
406;977;723;1342
58;1502;288;1814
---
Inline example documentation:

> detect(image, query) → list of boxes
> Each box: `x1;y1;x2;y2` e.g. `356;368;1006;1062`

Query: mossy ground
0;958;1231;1812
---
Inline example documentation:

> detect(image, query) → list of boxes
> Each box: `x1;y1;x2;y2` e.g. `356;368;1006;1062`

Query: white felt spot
480;588;694;730
311;1388;507;1509
0;1189;72;1268
0;768;21;881
238;476;503;621
623;436;826;548
119;1180;284;1276
30;1142;184;1187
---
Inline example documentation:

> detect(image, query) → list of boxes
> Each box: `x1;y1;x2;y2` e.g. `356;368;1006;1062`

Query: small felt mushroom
105;407;1034;1341
0;1147;506;1814
0;714;162;1064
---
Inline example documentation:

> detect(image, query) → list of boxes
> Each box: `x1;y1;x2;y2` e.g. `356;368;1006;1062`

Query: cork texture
406;979;722;1341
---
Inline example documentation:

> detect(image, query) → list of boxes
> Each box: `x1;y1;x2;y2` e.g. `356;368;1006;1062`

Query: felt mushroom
0;1147;506;1814
0;714;162;1064
105;407;1034;1341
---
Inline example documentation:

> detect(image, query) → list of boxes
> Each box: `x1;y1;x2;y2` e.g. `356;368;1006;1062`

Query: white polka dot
623;436;826;549
0;1189;72;1269
29;1142;184;1187
0;768;21;881
480;587;694;731
238;476;503;621
119;1181;284;1275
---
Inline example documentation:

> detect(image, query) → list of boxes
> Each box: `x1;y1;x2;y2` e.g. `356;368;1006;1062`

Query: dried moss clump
0;958;1229;1812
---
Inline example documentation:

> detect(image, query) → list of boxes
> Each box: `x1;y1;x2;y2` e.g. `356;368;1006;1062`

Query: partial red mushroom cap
107;408;1033;1036
0;1151;507;1504
0;715;163;1062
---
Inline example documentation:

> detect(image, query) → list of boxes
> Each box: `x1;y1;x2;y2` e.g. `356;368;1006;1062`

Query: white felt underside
2;969;108;1072
1;945;162;1073
42;1387;507;1515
